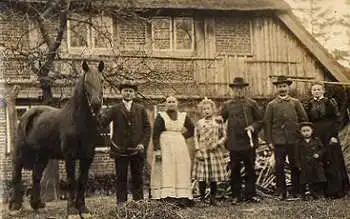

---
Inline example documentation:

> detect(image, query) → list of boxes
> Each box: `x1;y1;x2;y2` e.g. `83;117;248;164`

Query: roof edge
277;12;348;82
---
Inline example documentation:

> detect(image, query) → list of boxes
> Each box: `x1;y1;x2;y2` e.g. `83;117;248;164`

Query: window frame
67;18;90;53
6;106;30;154
91;16;114;51
151;17;173;51
67;15;114;55
95;105;113;152
173;17;195;52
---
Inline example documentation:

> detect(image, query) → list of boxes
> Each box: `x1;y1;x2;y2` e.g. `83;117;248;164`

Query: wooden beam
269;76;350;86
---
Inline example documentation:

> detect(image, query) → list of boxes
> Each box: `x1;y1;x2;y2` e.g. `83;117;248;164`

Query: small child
296;122;326;200
192;97;227;205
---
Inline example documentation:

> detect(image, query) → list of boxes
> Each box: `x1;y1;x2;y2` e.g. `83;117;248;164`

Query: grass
1;195;350;219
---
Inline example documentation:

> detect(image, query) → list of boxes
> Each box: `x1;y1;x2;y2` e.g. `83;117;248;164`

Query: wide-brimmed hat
272;75;293;85
229;77;249;88
299;121;313;129
117;80;138;91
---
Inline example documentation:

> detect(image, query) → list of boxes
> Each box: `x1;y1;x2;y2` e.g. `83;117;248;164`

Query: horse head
82;60;104;117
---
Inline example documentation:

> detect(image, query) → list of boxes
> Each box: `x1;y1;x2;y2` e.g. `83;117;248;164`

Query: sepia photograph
0;0;349;218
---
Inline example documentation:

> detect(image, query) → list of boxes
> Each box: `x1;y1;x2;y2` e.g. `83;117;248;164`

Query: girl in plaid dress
192;97;228;205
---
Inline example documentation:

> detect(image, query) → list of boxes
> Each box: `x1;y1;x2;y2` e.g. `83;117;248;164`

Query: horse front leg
30;157;48;211
76;158;93;216
65;157;79;216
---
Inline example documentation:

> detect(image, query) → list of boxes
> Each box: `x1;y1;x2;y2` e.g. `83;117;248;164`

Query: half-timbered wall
0;10;336;185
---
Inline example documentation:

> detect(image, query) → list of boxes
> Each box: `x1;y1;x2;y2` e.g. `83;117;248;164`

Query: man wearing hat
220;77;263;204
100;80;151;205
264;75;308;200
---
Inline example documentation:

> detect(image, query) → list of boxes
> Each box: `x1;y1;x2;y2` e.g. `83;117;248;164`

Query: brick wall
215;16;252;55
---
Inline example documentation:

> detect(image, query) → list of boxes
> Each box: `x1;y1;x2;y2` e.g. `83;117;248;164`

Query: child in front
296;122;326;200
192;97;227;205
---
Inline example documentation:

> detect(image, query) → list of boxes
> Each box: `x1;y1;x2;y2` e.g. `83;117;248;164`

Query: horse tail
14;109;43;170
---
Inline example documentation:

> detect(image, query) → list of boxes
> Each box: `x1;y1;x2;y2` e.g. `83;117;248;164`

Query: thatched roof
3;0;291;11
127;0;291;11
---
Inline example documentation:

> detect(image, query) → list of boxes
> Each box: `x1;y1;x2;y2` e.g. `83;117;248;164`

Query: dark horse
9;61;104;216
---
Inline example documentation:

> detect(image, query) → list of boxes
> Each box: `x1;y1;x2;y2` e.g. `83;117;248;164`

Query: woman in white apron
150;96;195;207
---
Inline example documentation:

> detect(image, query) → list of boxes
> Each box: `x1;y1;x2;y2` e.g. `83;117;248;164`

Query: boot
209;182;217;206
199;181;206;201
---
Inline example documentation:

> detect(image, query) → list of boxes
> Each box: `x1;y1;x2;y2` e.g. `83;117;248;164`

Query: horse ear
98;61;105;73
82;61;89;72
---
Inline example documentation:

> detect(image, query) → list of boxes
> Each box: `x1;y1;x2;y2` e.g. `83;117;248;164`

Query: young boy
296;122;326;200
264;75;308;200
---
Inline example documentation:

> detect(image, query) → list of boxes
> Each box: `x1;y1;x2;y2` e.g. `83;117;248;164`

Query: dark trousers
274;144;300;196
114;154;144;204
230;148;256;200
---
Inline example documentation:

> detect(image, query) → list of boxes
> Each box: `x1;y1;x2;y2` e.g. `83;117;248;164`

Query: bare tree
1;0;192;200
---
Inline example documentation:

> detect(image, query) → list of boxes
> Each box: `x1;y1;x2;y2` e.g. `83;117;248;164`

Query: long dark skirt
324;143;350;198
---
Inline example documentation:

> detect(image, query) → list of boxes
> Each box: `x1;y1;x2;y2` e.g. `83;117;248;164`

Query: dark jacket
220;97;263;151
304;97;341;146
296;137;326;184
264;96;308;145
100;102;151;158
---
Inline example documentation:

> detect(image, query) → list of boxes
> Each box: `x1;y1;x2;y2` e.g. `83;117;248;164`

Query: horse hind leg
30;157;48;211
9;159;24;211
76;158;93;216
65;157;80;216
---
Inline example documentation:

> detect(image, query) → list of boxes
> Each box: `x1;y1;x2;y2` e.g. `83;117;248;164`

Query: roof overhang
278;12;349;82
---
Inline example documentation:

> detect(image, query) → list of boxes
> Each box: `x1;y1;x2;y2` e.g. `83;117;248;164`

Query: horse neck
64;78;93;127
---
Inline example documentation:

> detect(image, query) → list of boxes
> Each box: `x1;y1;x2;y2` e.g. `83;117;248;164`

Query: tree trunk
40;160;59;201
39;78;59;202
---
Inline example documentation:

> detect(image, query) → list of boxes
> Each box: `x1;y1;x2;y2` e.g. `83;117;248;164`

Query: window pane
152;18;171;50
92;16;113;49
68;20;88;48
175;18;193;50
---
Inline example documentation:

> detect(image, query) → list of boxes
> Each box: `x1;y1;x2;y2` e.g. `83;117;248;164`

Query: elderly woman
304;82;349;199
150;96;195;207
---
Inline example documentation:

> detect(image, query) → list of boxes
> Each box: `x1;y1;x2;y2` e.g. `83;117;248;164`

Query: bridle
83;73;103;119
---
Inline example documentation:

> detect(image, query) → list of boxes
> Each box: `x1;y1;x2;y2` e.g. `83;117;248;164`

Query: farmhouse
0;0;349;188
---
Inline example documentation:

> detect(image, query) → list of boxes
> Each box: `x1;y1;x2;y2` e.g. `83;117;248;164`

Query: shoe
231;197;242;205
277;193;287;201
246;196;261;203
209;196;217;206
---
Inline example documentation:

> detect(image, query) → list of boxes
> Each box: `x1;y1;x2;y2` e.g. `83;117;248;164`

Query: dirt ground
1;195;350;219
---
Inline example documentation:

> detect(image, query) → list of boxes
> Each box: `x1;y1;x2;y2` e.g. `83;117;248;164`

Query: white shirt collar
122;99;133;111
313;96;325;101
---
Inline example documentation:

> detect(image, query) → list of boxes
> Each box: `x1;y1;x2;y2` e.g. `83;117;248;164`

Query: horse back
20;106;61;149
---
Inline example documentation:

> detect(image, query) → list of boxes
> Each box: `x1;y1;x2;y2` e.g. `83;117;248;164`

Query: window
95;106;113;152
6;106;29;153
151;17;194;52
67;15;113;54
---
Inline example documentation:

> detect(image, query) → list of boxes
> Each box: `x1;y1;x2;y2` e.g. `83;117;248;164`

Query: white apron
150;112;193;199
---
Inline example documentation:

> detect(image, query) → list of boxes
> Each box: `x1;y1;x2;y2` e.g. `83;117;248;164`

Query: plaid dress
192;117;228;182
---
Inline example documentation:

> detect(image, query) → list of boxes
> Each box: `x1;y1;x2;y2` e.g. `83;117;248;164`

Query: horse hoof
78;205;91;214
80;212;93;218
67;214;81;219
30;199;46;210
8;208;23;217
9;201;22;211
67;206;80;216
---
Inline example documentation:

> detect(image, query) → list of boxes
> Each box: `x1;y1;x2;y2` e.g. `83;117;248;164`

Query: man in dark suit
100;80;151;205
264;75;308;200
220;77;263;204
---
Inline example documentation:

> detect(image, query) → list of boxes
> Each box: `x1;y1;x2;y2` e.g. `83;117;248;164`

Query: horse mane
60;74;91;128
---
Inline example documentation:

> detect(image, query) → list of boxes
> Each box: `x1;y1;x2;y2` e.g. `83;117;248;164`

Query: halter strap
83;73;103;119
